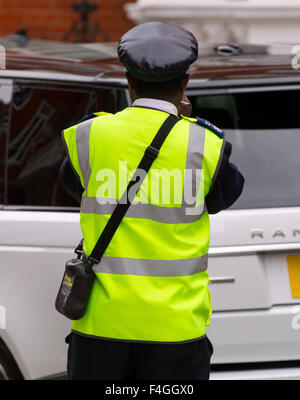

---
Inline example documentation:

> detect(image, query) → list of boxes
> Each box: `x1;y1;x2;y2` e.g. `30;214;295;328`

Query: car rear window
189;89;300;209
1;82;128;209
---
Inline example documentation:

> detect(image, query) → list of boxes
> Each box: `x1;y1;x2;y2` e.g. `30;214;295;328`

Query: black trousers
66;332;214;380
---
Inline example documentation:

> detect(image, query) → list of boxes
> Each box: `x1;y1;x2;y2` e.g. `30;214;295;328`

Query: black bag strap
87;113;179;265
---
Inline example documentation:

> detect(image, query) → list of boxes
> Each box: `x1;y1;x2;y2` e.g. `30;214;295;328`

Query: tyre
0;339;23;380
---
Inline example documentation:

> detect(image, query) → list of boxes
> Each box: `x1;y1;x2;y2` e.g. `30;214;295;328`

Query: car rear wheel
0;340;23;380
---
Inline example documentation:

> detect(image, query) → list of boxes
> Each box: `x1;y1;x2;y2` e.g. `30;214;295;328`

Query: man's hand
178;94;192;118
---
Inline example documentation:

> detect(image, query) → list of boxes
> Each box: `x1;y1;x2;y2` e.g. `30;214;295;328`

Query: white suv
0;40;299;379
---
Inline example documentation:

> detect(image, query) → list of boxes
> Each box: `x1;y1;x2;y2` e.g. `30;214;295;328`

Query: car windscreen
188;88;300;209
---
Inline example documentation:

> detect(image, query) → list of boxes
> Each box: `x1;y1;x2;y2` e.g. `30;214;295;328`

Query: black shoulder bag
55;114;179;320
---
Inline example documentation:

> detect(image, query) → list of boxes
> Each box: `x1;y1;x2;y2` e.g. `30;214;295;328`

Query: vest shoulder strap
180;115;197;123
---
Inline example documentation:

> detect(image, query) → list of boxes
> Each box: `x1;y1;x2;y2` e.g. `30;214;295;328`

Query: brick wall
0;0;135;42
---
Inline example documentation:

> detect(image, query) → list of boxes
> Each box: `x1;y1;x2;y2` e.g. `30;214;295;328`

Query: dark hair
129;74;187;98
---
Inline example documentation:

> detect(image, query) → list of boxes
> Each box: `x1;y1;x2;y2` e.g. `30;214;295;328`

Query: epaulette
196;116;225;139
75;113;97;125
76;111;112;125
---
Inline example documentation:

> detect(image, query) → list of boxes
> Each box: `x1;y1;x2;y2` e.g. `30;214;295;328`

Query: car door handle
209;276;235;284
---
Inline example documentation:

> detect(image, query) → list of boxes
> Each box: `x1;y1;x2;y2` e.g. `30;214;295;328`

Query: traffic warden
59;22;244;380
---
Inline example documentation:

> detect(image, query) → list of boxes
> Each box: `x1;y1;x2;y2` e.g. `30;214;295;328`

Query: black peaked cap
118;22;198;82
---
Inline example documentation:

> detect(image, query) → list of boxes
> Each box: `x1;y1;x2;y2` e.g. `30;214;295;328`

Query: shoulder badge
196;116;225;139
75;113;97;125
75;111;112;125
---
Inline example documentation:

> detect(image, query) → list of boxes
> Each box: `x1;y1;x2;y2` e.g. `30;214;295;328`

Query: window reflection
190;90;300;209
5;84;125;208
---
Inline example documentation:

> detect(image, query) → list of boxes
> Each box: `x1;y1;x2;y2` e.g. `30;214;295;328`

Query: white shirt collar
132;98;178;117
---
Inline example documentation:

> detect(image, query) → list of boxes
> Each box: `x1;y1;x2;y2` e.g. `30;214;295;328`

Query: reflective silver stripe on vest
81;196;205;223
80;121;207;223
182;123;205;208
93;254;208;276
76;118;94;189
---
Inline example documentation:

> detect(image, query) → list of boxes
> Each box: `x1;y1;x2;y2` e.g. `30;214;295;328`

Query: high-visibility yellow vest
62;106;224;343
